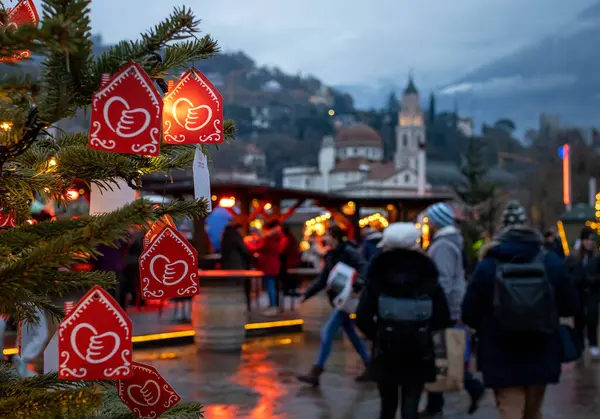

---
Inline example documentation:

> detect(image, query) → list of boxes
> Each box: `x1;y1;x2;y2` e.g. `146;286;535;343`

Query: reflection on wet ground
134;333;600;419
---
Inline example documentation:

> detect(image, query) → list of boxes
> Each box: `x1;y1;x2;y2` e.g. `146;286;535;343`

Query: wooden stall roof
142;174;452;211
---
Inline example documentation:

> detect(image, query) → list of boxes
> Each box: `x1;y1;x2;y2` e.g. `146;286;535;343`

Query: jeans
377;381;423;419
263;276;277;307
426;364;484;412
494;385;546;419
316;309;370;368
574;290;599;347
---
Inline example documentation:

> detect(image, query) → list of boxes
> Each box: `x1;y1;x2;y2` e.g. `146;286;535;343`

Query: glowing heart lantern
116;362;181;419
139;226;199;300
0;0;39;63
58;286;133;380
88;62;163;156
162;68;224;144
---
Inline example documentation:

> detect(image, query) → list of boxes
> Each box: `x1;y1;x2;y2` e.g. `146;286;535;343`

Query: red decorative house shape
0;209;16;228
162;68;223;144
116;362;182;419
139;226;198;300
58;286;133;380
0;0;39;63
88;62;163;156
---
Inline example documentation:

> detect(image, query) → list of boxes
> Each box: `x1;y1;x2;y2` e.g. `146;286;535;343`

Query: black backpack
493;252;559;337
376;294;434;361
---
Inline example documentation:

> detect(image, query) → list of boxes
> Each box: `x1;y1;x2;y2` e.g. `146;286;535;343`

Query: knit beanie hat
501;200;527;228
425;202;455;228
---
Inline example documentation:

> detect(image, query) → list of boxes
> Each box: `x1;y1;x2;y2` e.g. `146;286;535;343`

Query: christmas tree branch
158;36;219;72
0;199;206;320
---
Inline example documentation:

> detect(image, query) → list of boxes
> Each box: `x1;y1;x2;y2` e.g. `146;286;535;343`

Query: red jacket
247;227;282;276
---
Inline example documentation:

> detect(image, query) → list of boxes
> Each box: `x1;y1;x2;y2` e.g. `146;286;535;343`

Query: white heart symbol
149;255;189;286
71;323;120;364
104;96;151;138
172;98;212;131
127;380;161;406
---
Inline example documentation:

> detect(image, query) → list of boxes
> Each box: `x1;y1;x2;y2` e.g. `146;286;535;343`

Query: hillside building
283;77;431;197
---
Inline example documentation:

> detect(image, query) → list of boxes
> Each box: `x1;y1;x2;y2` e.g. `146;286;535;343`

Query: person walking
421;202;484;417
297;225;371;386
462;200;579;419
566;226;600;357
355;223;451;419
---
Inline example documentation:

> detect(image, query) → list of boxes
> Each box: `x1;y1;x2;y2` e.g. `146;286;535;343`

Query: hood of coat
481;226;543;263
367;248;439;288
431;225;463;249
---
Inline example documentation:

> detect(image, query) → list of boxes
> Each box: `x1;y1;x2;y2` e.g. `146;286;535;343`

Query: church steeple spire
404;70;418;95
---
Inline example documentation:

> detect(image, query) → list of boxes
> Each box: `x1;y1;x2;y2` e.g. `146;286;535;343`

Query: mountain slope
438;1;600;130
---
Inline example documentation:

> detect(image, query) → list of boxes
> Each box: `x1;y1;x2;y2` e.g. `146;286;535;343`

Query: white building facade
283;77;430;197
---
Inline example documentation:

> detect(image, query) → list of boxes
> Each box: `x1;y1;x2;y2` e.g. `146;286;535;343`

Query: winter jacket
427;225;466;321
279;233;301;272
220;226;252;270
302;240;364;306
462;226;579;389
360;231;382;263
356;248;451;383
566;251;600;290
246;227;283;276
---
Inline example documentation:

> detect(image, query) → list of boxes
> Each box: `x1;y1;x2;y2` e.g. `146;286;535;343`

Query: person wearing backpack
296;225;371;386
566;226;600;357
461;201;579;419
355;223;451;419
421;202;485;417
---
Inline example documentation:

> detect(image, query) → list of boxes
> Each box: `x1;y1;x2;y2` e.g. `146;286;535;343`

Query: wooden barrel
192;270;262;352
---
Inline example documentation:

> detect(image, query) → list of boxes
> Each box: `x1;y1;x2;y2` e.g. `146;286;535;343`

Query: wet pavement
134;332;600;419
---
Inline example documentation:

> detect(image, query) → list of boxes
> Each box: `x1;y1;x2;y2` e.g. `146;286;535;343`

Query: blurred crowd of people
292;200;596;419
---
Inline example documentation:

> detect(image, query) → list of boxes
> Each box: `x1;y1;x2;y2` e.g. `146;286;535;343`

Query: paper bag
327;262;359;314
425;328;466;393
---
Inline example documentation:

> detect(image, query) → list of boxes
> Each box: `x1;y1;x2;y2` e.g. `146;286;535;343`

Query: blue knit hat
426;202;455;228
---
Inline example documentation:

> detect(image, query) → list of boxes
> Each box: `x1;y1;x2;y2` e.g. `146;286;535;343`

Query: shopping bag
327;262;359;314
425;328;466;393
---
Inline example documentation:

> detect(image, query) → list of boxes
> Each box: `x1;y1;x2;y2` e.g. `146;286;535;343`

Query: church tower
395;75;427;195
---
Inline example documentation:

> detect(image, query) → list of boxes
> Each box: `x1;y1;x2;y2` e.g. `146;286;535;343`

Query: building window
402;134;408;147
404;174;410;183
305;178;310;187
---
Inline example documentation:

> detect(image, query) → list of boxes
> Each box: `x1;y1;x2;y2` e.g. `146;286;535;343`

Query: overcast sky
84;0;596;87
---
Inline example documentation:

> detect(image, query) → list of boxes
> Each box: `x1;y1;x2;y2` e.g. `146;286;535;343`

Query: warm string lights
358;212;389;229
304;212;331;237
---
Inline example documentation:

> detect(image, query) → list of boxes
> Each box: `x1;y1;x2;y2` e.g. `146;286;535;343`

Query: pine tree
454;137;499;264
0;1;234;417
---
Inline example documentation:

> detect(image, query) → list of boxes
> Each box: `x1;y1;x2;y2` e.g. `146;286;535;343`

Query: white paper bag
193;146;211;212
89;180;137;215
327;262;359;314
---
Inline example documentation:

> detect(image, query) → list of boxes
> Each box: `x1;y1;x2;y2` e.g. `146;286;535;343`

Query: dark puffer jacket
302;239;364;306
462;227;579;389
355;248;451;383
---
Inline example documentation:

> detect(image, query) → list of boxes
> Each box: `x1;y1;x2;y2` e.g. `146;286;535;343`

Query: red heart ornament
58;286;132;380
116;362;181;419
88;62;163;156
139;226;198;300
162;68;223;144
